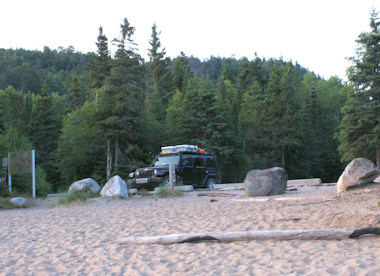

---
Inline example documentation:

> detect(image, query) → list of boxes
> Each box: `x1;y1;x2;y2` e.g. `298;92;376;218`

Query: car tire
206;178;216;190
160;176;170;187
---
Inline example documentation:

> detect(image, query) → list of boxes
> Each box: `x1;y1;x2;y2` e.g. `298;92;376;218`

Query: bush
3;166;52;197
35;167;51;197
139;188;150;196
155;186;184;198
0;185;10;197
52;189;98;207
0;198;35;209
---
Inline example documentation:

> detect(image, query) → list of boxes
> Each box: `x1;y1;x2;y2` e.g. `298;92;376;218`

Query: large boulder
11;197;26;207
68;178;100;194
337;158;380;193
244;167;287;197
100;175;128;199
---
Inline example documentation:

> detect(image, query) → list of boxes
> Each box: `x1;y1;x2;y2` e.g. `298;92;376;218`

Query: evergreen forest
1;10;379;196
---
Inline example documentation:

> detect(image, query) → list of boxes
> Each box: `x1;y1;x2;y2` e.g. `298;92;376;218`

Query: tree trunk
106;137;112;180
95;89;98;111
115;135;119;172
282;144;285;167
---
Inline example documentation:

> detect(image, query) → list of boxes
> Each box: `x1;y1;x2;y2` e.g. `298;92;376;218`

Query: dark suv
130;146;220;190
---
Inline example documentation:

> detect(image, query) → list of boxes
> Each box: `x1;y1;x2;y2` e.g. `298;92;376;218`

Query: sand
1;184;380;275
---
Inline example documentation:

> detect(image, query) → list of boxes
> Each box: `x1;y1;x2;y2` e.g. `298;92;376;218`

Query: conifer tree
99;18;145;178
85;26;111;103
339;9;380;166
172;52;194;94
30;81;62;189
67;74;84;113
142;23;169;153
260;60;301;168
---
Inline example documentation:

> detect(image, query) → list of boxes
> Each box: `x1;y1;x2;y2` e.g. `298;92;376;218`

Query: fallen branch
198;192;235;197
310;183;337;187
117;227;380;245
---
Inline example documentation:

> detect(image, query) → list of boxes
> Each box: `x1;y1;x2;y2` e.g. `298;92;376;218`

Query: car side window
206;157;216;168
194;157;204;167
182;156;193;167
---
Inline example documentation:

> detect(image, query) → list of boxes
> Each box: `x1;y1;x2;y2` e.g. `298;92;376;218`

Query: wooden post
32;150;36;198
169;164;175;190
8;152;11;194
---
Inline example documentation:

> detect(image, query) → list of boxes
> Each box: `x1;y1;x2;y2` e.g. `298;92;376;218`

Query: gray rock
100;175;128;199
11;197;26;207
244;167;287;197
337;158;380;193
68;178;100;194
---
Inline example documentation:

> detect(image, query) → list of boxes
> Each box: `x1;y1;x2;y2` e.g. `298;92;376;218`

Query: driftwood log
197;192;235;197
117;228;380;245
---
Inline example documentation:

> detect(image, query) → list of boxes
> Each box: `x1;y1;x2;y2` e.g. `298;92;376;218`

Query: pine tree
142;23;169;153
260;60;301;169
85;26;111;104
30;80;62;189
172;52;194;94
339;9;380;166
250;53;268;88
67;74;84;113
99;18;145;178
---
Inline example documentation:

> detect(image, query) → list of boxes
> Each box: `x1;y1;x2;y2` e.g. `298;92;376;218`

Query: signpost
169;164;176;190
7;150;36;197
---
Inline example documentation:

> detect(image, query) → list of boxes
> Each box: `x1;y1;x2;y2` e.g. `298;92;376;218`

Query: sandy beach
2;184;380;275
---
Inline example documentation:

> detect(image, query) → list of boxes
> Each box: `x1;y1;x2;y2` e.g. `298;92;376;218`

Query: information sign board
9;151;33;174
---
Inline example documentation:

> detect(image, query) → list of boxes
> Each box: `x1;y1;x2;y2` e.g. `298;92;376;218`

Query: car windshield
153;156;180;166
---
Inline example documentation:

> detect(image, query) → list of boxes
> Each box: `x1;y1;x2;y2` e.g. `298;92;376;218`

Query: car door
180;155;196;184
205;156;218;182
194;156;206;185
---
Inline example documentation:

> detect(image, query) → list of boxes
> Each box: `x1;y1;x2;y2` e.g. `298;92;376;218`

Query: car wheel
160;176;170;187
206;178;216;190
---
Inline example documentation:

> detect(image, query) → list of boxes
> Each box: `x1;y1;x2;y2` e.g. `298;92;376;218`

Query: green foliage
35;166;51;197
0;185;10;197
339;8;380;167
0;17;352;187
67;74;84;113
53;101;105;188
0;198;34;209
155;186;184;198
52;189;98;207
139;188;150;196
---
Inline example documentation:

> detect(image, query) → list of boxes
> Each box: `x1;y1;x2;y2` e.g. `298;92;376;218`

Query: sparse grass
139;188;150;197
49;189;98;208
0;198;34;210
155;186;184;198
366;205;374;211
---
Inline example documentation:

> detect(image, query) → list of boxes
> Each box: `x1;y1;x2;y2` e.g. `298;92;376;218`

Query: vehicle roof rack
161;145;206;154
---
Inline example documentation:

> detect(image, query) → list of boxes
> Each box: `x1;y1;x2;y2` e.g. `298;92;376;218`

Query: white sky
1;0;378;80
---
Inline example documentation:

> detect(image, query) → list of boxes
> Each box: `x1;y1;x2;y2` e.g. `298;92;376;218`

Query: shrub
52;189;97;207
0;185;10;197
155;186;184;198
139;188;150;196
0;198;34;209
35;167;51;197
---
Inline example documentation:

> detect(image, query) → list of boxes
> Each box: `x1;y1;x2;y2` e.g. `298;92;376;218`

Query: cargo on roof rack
161;145;205;154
